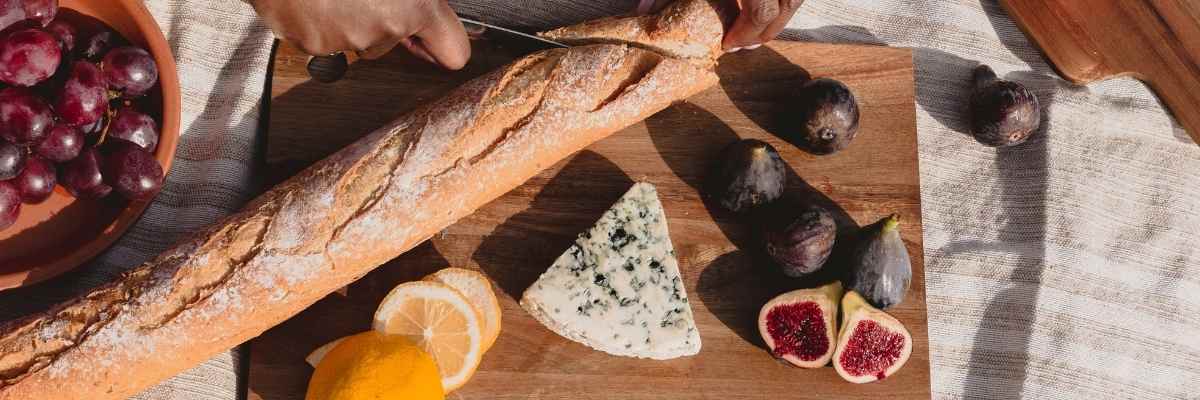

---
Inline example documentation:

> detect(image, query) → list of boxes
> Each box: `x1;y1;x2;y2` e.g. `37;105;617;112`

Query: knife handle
307;53;350;83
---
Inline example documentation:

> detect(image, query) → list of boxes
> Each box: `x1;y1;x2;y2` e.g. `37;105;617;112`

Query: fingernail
744;44;762;50
726;47;743;53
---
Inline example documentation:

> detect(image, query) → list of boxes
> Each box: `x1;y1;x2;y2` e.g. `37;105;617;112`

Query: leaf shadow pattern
645;102;860;350
472;151;634;301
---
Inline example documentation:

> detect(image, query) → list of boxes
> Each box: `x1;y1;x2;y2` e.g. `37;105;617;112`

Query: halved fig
757;281;842;368
832;290;912;383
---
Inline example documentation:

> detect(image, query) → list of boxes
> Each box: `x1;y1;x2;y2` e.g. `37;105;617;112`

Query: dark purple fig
706;138;785;213
787;78;859;155
969;65;1040;147
845;214;911;309
765;204;837;277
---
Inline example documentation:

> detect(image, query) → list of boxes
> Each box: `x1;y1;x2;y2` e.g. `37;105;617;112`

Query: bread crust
0;1;723;397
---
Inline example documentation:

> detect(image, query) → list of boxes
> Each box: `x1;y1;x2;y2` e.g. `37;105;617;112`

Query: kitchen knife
306;18;566;83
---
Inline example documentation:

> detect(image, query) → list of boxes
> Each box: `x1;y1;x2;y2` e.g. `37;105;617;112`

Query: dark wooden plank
251;40;928;399
1000;0;1200;144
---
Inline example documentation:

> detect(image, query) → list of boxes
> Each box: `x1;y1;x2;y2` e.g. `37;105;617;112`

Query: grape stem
97;108;116;145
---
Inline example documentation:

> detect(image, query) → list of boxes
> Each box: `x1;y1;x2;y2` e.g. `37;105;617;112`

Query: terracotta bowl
0;0;180;290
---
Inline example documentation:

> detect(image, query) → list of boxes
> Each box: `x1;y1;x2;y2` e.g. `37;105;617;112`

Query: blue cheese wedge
520;182;701;359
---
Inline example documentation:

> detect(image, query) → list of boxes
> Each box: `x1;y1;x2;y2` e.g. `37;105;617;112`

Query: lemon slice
423;268;502;351
305;337;347;368
373;281;484;393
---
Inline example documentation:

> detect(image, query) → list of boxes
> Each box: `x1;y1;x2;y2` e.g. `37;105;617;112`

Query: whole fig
786;78;860;155
706;139;785;213
969;65;1040;147
845;214;911;309
764;204;836;277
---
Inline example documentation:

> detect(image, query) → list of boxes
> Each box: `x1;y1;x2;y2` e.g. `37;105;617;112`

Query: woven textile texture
0;0;1196;399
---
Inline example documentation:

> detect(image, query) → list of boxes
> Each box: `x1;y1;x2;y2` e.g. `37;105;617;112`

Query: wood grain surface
1000;0;1200;144
250;40;928;399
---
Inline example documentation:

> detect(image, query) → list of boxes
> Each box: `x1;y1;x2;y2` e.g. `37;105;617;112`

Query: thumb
414;0;471;70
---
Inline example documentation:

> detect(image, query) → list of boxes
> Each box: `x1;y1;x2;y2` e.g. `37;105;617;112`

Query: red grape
44;17;72;51
102;46;155;97
0;87;53;145
108;107;157;152
34;122;78;161
80;113;103;135
20;0;54;26
13;153;51;203
0;28;61;86
0;1;19;31
78;28;110;60
60;146;108;198
0;180;18;230
54;60;106;126
0;138;22;179
104;141;161;200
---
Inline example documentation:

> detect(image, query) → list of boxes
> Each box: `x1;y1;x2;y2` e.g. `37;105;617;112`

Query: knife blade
459;17;567;52
306;18;565;82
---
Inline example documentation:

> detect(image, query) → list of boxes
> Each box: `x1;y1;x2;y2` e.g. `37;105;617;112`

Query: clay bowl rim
0;0;181;290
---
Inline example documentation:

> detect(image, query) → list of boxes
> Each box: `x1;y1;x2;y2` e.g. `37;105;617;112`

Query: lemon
373;281;485;393
305;331;444;400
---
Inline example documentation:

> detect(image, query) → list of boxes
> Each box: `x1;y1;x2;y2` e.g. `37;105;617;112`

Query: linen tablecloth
0;0;1196;399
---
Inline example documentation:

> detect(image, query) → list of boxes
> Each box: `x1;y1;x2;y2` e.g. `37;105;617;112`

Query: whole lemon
306;331;444;400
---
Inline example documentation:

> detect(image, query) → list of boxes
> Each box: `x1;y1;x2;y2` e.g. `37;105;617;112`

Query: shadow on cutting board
246;242;452;400
645;97;860;350
473;150;634;300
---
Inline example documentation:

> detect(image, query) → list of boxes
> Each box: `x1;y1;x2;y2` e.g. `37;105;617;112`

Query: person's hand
249;0;470;69
636;0;803;52
721;0;803;51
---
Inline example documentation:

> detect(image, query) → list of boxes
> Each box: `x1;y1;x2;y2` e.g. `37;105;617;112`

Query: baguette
0;1;724;398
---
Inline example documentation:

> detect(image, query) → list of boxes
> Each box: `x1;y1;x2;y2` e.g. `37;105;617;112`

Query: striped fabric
0;0;1195;399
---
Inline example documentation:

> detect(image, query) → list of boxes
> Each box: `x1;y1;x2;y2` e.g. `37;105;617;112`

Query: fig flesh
787;78;859;155
833;290;912;384
706;138;785;213
764;203;836;277
758;281;843;368
846;214;911;309
969;65;1041;147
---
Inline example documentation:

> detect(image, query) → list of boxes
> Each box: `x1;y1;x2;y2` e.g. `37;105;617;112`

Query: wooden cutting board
250;40;928;399
999;0;1200;144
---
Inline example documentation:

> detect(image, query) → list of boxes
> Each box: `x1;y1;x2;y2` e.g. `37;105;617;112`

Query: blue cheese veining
520;182;701;359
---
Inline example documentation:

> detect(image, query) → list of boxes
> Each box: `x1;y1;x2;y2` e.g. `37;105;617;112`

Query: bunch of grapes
0;0;164;231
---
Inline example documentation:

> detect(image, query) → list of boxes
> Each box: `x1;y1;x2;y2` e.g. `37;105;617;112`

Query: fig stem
972;65;998;88
882;214;900;232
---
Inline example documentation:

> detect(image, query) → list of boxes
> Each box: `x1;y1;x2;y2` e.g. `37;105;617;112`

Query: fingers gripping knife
305;18;567;82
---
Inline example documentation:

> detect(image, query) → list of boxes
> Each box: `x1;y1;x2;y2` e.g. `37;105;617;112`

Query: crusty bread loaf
540;0;724;62
0;1;723;398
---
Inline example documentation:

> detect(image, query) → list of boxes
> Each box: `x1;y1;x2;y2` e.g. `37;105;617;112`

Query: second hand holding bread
0;1;724;398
